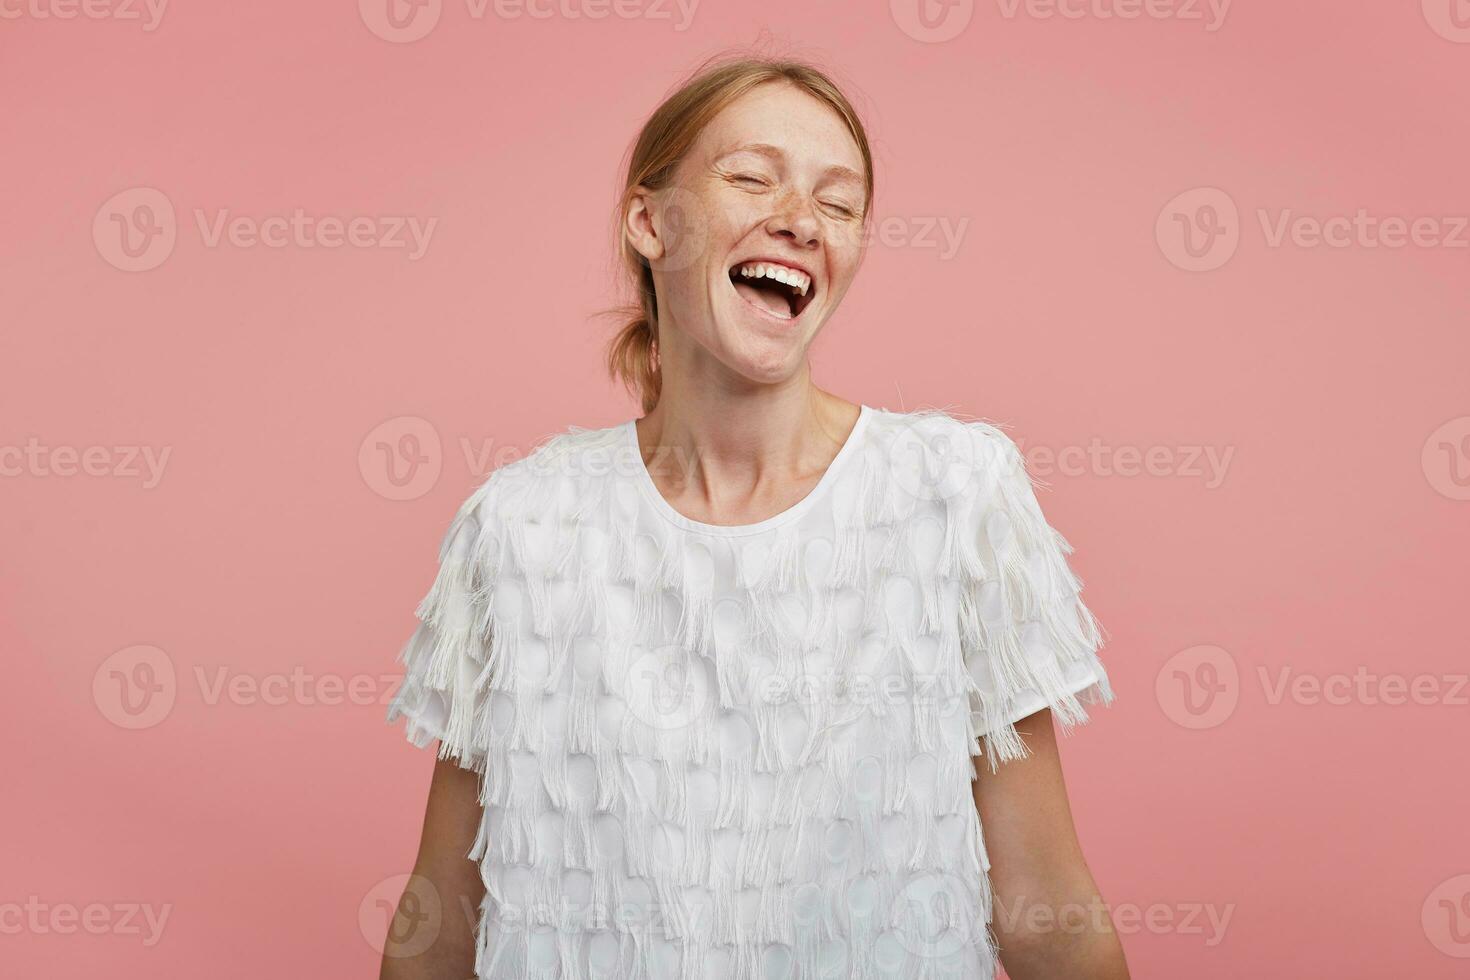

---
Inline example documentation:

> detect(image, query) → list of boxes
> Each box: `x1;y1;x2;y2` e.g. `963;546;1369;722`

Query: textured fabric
385;405;1115;979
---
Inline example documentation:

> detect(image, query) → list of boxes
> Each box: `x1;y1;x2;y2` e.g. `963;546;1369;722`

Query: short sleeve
957;424;1115;771
385;479;499;773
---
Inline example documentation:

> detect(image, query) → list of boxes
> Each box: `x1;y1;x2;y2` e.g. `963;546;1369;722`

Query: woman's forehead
697;85;865;175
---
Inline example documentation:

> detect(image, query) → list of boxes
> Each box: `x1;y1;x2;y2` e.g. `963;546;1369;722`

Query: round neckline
625;404;873;537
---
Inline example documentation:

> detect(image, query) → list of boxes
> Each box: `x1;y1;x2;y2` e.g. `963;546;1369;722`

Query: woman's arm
973;708;1130;980
380;757;487;980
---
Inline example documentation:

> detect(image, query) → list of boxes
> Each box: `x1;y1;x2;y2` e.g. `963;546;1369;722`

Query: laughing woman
382;56;1128;980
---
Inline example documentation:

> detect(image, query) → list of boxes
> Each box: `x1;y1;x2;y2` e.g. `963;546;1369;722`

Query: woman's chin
716;329;812;383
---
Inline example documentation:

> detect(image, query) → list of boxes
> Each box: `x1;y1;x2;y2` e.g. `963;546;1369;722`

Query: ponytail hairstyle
606;54;875;415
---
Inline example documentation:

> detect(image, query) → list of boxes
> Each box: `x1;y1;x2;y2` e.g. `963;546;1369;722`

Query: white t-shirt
386;404;1114;979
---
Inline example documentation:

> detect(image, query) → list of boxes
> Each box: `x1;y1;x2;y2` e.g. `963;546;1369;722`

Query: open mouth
729;261;816;320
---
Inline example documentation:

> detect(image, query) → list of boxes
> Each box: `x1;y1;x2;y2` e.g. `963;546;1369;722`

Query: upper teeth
737;263;810;297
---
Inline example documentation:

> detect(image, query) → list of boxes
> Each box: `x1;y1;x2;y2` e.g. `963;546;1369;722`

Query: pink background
4;1;1469;976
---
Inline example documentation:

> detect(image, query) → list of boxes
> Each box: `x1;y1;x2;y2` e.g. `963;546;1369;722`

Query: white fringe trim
384;409;1116;978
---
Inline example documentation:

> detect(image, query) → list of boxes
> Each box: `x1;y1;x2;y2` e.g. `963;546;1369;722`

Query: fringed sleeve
957;423;1115;773
385;477;501;773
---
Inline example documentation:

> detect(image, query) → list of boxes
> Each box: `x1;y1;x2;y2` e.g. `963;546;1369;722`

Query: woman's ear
624;186;663;264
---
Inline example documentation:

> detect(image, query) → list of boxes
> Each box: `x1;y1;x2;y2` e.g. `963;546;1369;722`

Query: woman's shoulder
866;403;1015;445
501;416;628;481
453;416;631;523
865;404;1027;494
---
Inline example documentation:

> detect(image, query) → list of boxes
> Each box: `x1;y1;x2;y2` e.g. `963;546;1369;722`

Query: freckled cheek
823;247;863;297
824;219;866;256
713;197;771;238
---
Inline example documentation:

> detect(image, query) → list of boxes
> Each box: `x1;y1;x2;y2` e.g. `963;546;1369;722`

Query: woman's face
627;82;869;387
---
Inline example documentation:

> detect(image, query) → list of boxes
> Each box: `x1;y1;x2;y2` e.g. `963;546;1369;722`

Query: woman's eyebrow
713;142;783;163
714;142;864;185
821;164;866;188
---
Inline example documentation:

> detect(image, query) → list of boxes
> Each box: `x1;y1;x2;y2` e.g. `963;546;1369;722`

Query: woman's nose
764;194;821;248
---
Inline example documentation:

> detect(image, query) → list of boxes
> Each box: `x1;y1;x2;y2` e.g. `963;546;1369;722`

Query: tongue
734;279;791;317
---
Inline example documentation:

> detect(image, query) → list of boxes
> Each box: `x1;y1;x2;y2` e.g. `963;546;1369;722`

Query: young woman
382;56;1127;980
